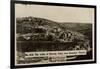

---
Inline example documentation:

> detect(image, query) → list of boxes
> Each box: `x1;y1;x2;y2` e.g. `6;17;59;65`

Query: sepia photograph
11;0;96;68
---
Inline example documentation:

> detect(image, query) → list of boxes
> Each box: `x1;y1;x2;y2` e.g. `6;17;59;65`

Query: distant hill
16;17;61;33
16;17;60;28
59;23;92;31
16;17;92;40
16;17;91;32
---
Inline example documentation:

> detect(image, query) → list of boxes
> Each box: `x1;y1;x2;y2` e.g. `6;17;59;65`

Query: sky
15;4;94;23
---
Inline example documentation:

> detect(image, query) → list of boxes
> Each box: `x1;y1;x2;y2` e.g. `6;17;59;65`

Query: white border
14;3;95;66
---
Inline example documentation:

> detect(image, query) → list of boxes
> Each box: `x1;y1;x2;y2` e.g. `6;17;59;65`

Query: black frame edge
12;0;96;8
10;0;15;69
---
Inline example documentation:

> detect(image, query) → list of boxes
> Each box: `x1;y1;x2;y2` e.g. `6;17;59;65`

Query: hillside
16;17;92;33
16;17;92;42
